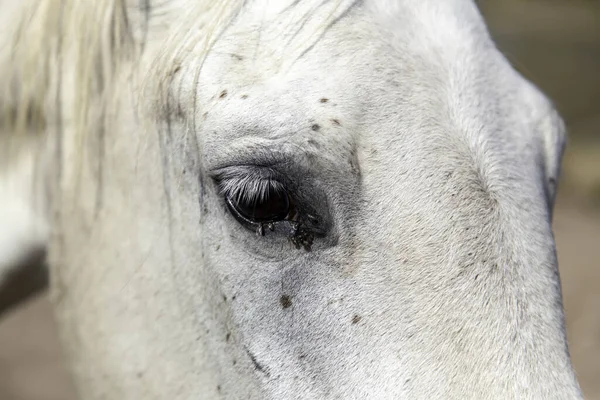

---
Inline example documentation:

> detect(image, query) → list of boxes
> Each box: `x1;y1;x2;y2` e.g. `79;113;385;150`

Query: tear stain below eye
252;220;315;251
290;223;314;251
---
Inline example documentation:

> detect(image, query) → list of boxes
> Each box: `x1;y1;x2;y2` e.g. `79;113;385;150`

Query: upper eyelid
210;165;285;188
204;140;304;175
208;158;291;177
208;156;318;206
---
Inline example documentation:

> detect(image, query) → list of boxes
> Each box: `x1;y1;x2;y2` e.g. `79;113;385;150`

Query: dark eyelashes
211;166;287;205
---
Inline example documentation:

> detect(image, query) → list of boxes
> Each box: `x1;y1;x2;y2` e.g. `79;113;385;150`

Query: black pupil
232;187;289;222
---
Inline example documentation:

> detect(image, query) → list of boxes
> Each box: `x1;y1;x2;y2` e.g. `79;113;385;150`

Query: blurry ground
0;296;76;400
0;0;599;399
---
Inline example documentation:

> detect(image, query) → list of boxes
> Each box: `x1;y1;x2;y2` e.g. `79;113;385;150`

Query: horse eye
226;186;290;224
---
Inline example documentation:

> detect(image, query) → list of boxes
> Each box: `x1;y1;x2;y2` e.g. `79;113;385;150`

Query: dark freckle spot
217;385;222;392
233;360;237;366
307;138;319;147
225;332;231;342
467;252;473;256
222;294;227;302
136;372;144;379
352;314;362;324
241;94;248;99
219;90;228;98
280;294;292;309
332;119;341;126
232;294;237;300
311;124;320;131
319;98;329;103
215;244;220;251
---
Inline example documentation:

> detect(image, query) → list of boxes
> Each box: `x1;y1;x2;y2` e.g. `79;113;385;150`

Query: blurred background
0;0;598;399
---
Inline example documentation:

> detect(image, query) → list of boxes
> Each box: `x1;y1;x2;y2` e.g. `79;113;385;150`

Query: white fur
0;0;583;399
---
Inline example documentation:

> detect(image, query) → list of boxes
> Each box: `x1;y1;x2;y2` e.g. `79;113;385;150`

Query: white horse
0;0;583;398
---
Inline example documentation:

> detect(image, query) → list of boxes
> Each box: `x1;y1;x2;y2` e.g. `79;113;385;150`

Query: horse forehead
196;0;519;157
200;0;493;86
